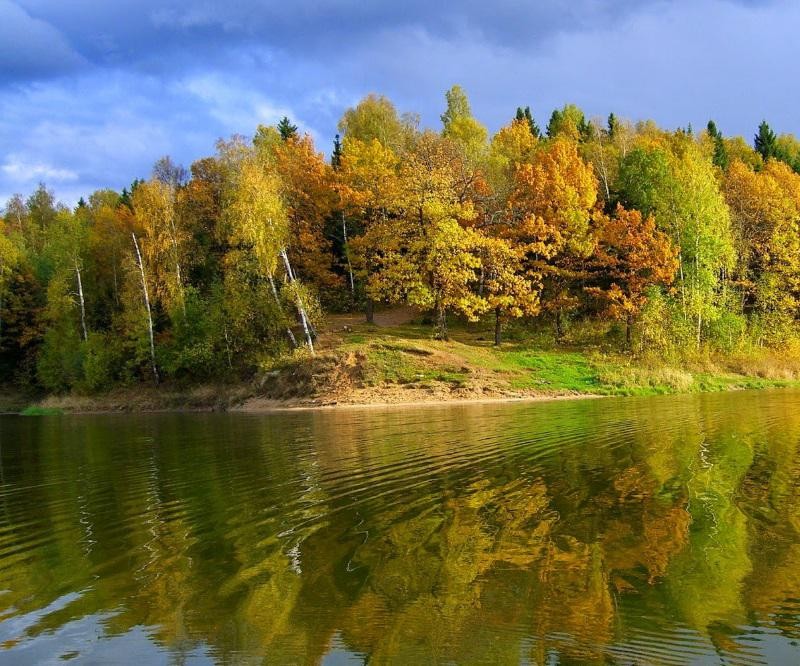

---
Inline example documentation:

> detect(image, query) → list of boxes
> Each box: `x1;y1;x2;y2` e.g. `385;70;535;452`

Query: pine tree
707;120;729;170
755;120;777;161
515;106;540;138
277;116;298;141
607;113;619;139
331;134;343;169
524;106;540;138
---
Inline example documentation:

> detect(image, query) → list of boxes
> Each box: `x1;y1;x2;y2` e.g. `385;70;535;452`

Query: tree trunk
435;301;448;340
75;260;88;342
626;313;633;349
366;298;375;325
555;309;564;340
132;233;159;384
268;272;298;349
280;249;314;353
112;254;119;307
342;213;355;295
223;324;233;370
494;307;502;346
168;215;186;318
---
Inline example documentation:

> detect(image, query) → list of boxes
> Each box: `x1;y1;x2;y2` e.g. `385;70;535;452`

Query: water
0;390;799;664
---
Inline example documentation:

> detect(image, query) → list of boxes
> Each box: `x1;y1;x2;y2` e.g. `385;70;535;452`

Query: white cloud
1;156;77;182
175;73;297;133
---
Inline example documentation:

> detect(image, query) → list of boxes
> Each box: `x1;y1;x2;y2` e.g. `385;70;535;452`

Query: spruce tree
755;120;777;161
515;106;540;138
607;113;619;139
707;120;729;170
524;106;541;138
331;134;343;169
277;116;298;141
546;109;561;138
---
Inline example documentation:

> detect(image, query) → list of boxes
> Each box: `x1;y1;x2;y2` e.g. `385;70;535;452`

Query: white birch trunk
132;233;159;384
342;213;355;294
75;259;88;342
280;249;314;353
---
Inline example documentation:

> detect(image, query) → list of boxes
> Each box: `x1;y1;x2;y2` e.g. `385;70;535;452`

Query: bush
78;332;125;393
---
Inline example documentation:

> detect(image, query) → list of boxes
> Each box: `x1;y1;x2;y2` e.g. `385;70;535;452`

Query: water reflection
0;391;799;663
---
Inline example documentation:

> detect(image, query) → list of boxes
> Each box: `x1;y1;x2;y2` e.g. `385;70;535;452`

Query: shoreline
8;387;604;416
231;391;603;413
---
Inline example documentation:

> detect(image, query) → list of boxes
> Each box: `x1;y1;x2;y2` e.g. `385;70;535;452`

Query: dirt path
324;305;420;332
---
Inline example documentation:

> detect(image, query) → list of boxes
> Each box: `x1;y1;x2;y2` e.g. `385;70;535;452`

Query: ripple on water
0;391;799;663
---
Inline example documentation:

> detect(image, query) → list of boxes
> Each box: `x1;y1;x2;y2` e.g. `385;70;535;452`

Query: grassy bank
14;312;800;414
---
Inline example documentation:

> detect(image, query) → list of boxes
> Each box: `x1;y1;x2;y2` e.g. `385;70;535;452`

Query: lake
0;390;799;664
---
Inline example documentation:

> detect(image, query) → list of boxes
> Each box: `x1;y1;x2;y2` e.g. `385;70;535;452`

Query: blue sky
1;0;797;204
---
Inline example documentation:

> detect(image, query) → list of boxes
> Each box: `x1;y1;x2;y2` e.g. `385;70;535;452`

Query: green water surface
1;390;800;664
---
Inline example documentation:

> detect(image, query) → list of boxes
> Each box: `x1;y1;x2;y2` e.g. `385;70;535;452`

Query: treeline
2;86;800;392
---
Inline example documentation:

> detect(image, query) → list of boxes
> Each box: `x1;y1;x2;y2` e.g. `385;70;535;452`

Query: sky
1;0;798;205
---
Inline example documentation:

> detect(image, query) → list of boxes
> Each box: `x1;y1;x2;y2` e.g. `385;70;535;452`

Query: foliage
4;88;800;392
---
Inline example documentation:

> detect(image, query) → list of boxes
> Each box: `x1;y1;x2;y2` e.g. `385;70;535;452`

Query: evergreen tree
525;106;540;138
331;134;343;169
755;120;777;161
707;120;729;170
607;113;619;139
515;106;541;138
277;116;298;141
546;109;561;138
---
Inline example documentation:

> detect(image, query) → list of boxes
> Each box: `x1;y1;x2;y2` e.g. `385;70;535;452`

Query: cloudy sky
1;0;797;204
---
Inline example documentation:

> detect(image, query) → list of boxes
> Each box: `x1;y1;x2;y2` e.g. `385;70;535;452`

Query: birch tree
228;158;315;352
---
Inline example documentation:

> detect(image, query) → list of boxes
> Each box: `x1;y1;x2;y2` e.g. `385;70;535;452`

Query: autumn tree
0;223;21;349
440;85;488;162
506;137;598;337
338;93;414;153
515;106;541;138
228;157;316;351
132;178;188;319
36;210;91;389
724;159;800;337
586;205;678;346
482;236;540;345
367;132;486;338
261;129;340;298
337;134;403;321
546;104;590;142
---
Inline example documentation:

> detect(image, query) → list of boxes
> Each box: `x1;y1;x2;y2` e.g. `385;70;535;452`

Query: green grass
20;406;64;416
325;315;800;400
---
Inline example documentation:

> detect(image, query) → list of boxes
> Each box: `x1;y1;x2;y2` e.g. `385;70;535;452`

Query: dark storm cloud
7;0;660;78
0;0;795;204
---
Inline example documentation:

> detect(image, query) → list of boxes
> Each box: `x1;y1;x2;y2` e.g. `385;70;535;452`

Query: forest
2;85;800;395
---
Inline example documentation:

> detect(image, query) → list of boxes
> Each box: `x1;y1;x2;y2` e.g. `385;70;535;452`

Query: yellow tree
506;137;598;337
337;135;403;321
368;131;487;338
724;159;800;332
480;121;542;345
228;158;315;351
269;132;340;295
481;236;541;345
132;179;187;319
440;85;488;164
337;93;414;153
0;222;21;348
